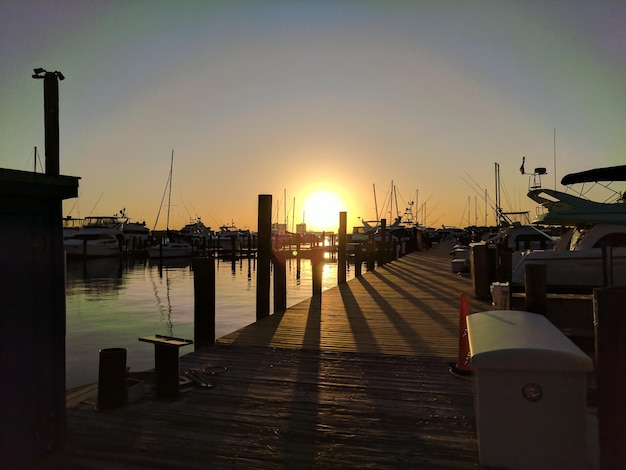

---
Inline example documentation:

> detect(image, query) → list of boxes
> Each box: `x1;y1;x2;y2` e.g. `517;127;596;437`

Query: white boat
179;218;212;246
510;165;626;290
64;216;124;257
146;240;192;258
123;220;150;251
62;216;84;240
485;222;556;252
216;223;251;257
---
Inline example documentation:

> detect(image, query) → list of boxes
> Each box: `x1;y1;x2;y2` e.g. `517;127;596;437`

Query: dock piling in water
273;250;287;314
193;255;216;348
338;211;347;284
256;194;272;320
312;247;324;297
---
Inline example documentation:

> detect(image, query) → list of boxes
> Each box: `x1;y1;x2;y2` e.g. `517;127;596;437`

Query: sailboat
146;151;193;259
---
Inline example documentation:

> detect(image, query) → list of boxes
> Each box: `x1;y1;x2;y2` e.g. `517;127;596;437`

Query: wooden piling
312;247;324;297
470;243;490;300
378;218;387;266
524;263;547;315
273;251;286;314
192;255;216;349
338;211;347;284
594;287;626;470
354;245;362;277
256;194;272;320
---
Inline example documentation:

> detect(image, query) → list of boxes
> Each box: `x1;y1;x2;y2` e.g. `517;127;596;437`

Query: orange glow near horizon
301;189;346;232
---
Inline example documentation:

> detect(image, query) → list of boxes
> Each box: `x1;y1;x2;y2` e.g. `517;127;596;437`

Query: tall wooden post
354;245;362;277
594;287;626;469
378;218;387;266
193;255;215;349
366;235;375;271
312;247;324;297
273;251;286;314
338;211;347;284
256;194;272;320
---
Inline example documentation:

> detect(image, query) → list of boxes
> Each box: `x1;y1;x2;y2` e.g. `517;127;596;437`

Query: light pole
32;68;65;176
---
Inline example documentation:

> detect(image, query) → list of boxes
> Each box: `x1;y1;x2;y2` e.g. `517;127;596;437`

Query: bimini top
561;165;626;185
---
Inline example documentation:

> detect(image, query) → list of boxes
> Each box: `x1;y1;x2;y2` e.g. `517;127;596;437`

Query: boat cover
561;165;626;185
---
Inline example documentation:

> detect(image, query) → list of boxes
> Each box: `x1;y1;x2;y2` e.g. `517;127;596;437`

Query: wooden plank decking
44;241;491;469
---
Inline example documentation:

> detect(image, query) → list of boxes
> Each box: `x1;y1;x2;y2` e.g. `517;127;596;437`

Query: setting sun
302;190;346;232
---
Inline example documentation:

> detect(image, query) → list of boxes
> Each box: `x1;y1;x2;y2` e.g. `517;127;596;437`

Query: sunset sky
2;1;625;232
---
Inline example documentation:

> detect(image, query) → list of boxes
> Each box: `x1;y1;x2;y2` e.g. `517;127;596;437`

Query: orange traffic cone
449;293;473;379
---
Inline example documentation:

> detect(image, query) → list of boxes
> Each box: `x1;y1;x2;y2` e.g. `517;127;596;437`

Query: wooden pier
47;241;491;469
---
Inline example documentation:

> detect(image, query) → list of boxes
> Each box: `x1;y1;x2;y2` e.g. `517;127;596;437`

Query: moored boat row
63;214;257;259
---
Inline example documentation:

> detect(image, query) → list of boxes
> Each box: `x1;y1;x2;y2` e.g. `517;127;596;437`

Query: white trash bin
467;310;593;470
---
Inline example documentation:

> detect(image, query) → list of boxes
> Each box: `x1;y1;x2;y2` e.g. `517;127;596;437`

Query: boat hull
146;244;192;258
64;238;122;257
511;247;626;289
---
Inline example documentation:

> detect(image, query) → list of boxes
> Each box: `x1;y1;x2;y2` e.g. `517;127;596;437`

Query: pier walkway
53;241;490;469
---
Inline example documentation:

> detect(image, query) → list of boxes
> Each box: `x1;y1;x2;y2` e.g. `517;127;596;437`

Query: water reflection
64;255;352;389
65;257;125;298
148;257;192;271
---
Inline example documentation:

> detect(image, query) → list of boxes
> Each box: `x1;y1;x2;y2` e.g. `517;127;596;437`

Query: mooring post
378;218;387;266
192;255;215;349
338;211;347;284
273;251;287;314
312;247;324;297
256;194;272;320
524;263;547;316
594;286;626;470
354;245;362;277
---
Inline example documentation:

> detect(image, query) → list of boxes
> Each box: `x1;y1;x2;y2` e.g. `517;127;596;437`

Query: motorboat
123;219;150;252
64;216;124;257
146;239;193;258
485;222;556;252
510;165;626;290
179;218;212;246
62;216;84;240
216;223;251;257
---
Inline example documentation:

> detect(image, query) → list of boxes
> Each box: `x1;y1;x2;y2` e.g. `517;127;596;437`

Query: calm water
65;254;353;388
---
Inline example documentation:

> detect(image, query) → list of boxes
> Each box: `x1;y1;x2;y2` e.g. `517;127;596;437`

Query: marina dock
54;242;491;468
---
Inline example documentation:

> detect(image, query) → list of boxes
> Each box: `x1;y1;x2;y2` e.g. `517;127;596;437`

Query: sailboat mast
415;189;419;226
373;184;379;221
554;128;557;190
166;150;173;231
494;162;500;226
392;181;398;221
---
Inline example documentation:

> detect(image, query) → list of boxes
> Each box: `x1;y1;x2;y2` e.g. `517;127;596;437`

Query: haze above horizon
2;1;624;232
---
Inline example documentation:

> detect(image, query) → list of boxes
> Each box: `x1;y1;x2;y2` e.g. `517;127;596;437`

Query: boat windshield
569;227;589;250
